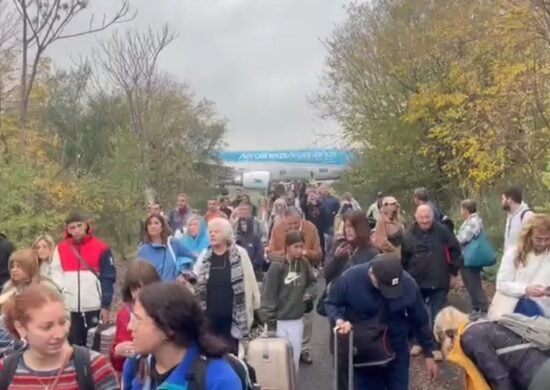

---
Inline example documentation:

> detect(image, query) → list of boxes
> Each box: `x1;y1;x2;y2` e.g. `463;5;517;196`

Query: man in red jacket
52;212;116;346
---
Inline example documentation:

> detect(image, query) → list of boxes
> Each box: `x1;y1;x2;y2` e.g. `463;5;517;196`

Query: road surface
298;281;468;390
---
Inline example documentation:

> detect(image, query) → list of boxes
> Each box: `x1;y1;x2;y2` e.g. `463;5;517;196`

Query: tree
95;25;176;162
317;0;549;207
94;26;226;204
0;0;19;123
11;0;134;125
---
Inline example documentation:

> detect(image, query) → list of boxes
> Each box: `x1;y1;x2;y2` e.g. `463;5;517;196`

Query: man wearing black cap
51;212;116;346
325;255;438;390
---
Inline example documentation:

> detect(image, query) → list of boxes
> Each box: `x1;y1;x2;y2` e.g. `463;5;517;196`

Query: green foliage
0;43;226;258
319;0;550;229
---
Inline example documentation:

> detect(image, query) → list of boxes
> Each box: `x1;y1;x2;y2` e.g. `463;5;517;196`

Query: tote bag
463;231;497;267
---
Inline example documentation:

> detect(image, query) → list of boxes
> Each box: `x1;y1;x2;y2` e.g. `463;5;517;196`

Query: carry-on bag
246;334;295;390
86;322;115;356
333;327;354;390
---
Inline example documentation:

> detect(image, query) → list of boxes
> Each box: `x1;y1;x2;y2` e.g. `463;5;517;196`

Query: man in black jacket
0;233;15;287
402;204;462;358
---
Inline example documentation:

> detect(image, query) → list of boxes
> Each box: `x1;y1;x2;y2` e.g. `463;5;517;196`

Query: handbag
463;231;497;267
316;284;329;317
351;302;395;368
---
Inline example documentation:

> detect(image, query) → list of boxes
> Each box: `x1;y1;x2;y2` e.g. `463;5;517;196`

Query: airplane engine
241;171;270;190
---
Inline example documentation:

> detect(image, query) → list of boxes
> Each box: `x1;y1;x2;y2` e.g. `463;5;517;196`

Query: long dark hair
138;282;227;357
143;215;170;244
346;211;374;249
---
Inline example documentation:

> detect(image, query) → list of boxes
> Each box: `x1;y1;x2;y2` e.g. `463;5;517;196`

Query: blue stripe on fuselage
220;149;351;166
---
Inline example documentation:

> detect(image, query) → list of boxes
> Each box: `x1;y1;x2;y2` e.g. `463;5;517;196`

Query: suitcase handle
333;325;354;390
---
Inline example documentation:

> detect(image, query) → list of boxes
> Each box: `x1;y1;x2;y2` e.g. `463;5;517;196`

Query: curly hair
515;214;550;268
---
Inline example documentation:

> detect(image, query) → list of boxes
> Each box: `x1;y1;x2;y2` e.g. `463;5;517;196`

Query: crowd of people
0;182;548;389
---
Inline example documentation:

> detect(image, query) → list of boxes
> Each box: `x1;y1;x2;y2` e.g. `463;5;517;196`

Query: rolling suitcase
333;327;354;390
86;322;115;356
246;335;295;390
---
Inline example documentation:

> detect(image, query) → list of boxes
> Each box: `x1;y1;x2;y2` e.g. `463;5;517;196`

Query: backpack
350;302;396;369
495;313;550;352
187;353;259;390
0;345;94;390
520;209;533;222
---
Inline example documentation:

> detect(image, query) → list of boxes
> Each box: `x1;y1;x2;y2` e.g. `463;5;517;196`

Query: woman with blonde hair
268;197;288;240
0;249;60;305
32;234;55;274
489;214;550;318
434;306;550;390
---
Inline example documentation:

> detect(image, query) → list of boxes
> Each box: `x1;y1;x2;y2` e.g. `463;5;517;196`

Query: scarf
195;244;248;339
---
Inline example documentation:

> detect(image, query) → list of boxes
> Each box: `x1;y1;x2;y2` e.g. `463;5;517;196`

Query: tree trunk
19;0;27;127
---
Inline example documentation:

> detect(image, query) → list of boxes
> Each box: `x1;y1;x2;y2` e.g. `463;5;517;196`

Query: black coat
235;218;265;269
461;321;549;390
0;234;15;287
401;222;461;289
324;239;379;285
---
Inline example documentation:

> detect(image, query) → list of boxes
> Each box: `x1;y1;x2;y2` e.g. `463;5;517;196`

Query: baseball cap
370;255;404;299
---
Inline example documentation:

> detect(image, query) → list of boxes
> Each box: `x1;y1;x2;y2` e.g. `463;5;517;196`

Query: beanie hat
65;212;88;225
285;230;305;247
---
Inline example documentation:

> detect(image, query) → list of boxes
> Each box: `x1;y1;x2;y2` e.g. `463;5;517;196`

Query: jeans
68;310;100;346
515;297;545;317
277;319;304;372
420;288;449;326
301;311;313;354
354;342;409;390
460;266;488;312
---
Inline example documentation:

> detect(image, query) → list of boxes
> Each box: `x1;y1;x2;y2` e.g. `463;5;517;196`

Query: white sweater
496;247;550;315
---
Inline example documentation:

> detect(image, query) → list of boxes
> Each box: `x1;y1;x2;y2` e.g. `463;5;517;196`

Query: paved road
298;281;469;390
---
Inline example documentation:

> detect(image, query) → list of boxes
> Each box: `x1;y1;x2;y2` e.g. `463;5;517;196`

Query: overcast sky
46;0;350;150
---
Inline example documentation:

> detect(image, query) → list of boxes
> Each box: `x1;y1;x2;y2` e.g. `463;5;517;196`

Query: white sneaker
410;345;423;356
433;350;443;362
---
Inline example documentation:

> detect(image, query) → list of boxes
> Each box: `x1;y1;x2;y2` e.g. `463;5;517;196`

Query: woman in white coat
490;214;550;318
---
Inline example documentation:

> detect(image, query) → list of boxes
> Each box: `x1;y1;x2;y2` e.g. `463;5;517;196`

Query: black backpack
351;302;395;369
187;354;259;390
0;345;95;390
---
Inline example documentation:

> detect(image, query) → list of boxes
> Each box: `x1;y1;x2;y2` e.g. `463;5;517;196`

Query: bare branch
57;1;136;41
12;0;135;124
94;24;177;155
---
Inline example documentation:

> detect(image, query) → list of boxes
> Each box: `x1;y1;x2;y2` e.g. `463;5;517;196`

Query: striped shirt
0;350;119;389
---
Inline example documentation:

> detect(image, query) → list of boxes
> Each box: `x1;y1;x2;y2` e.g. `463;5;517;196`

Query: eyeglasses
383;202;398;206
532;236;550;245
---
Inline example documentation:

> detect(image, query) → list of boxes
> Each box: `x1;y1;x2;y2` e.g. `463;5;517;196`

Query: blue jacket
325;263;435;355
137;239;195;282
176;219;210;271
122;344;241;390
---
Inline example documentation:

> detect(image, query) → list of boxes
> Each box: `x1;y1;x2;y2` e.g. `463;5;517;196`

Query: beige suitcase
247;336;295;390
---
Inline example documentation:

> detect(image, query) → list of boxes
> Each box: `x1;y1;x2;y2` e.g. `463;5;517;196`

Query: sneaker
410;345;423;356
433;350;443;362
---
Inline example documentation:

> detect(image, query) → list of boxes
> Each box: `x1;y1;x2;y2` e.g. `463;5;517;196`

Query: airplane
217;149;352;190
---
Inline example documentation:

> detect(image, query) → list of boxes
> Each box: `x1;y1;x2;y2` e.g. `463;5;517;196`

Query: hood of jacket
446;322;491;390
180;219;210;253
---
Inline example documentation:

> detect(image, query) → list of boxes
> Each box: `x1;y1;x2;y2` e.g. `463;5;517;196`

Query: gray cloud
47;0;349;150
